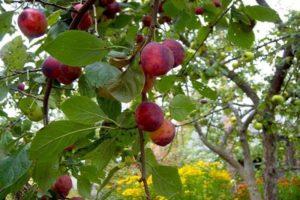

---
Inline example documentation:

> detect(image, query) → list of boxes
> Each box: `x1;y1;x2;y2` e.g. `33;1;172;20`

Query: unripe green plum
253;122;263;130
243;51;255;62
271;95;284;105
27;106;43;122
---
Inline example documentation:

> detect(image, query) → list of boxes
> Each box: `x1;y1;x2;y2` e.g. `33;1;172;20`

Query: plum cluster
41;175;83;200
42;56;82;85
135;39;185;146
135;102;175;146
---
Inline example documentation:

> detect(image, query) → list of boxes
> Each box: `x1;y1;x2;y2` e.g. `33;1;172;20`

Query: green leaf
97;97;121;120
156;75;177;93
84;139;116;172
32;160;59;191
163;0;181;17
109;14;132;29
151;165;182;198
30;121;96;162
192;81;218;100
0;148;31;195
61;96;107;124
0;36;28;70
47;10;62;26
77;177;92;198
0;82;8;101
0;11;13;39
244;5;280;22
44;30;108;66
169;94;196;121
196;26;211;44
78;75;96;98
227;22;255;49
85;62;121;88
107;60;145;103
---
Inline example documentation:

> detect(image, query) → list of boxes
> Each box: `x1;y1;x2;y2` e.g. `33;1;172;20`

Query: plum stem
43;78;52;125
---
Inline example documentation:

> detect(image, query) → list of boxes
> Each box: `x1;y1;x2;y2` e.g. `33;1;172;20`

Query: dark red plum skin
140;42;174;76
162;39;185;67
18;8;47;38
52;175;72;198
57;65;82;85
142;15;152;27
72;4;93;30
103;2;121;19
99;0;115;6
150;119;175;146
135;102;164;132
195;7;204;15
42;57;62;79
17;83;25;91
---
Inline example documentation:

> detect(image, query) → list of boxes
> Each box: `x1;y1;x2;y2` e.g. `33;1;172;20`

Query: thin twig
43;78;52;125
0;69;41;80
12;0;74;11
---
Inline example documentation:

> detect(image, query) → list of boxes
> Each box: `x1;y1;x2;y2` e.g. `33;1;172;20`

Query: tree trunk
263;132;278;200
245;175;262;200
285;140;296;168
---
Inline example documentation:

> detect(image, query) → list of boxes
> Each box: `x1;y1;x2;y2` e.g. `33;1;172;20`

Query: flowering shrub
113;161;233;199
235;177;300;200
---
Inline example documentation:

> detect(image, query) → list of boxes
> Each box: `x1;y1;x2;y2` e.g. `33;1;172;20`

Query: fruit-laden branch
137;1;161;199
42;0;96;126
181;0;236;72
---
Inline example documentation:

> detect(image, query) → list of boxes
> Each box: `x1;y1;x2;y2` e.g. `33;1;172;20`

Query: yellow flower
122;188;143;197
147;175;153;185
179;165;203;177
209;169;231;181
154;196;167;200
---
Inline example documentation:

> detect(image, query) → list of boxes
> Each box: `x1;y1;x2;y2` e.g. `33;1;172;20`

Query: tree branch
194;122;243;171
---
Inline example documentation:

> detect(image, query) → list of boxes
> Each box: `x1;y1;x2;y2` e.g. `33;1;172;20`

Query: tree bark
262;46;294;200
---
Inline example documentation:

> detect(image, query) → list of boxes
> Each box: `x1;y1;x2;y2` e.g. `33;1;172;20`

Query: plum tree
56;65;82;85
17;8;47;38
162;39;185;67
42;57;62;79
71;4;93;30
135;102;164;132
140;42;174;76
150;119;175;146
52;175;72;198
